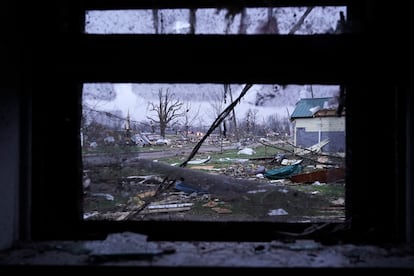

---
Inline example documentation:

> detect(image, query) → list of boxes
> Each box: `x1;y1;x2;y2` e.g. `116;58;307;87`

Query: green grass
83;195;127;214
289;183;345;199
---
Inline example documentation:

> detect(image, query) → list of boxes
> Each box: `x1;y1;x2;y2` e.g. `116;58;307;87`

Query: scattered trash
136;190;157;199
269;179;287;185
275;153;286;163
174;178;208;194
217;157;249;163
83;171;91;190
295;139;329;156
211;207;232;214
264;163;302;180
290;167;344;183
187;156;211;164
281;159;302;166
91;193;114;201
268;208;288;216
331;197;345;206
251;165;266;174
140;203;194;214
147;203;194;210
126;175;163;184
202;201;218;208
83;211;99;220
247;189;267;194
237;148;256;155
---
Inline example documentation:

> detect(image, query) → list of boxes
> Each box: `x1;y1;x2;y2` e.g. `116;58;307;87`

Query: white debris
83;211;99;220
247;189;267;194
91;193;114;201
237;148;256;155
268;208;288;216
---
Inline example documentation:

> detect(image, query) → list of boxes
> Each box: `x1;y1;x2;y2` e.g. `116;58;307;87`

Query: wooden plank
140;207;192;214
148;203;194;209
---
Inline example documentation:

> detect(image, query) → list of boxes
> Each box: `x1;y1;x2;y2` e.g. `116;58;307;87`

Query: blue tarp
264;164;302;180
174;179;208;194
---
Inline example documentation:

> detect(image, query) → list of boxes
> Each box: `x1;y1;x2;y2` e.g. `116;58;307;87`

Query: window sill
1;232;414;270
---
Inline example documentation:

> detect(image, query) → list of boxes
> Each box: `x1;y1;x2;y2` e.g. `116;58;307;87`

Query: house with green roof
290;97;345;154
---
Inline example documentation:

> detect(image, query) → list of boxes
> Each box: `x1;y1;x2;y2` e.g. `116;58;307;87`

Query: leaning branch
288;7;314;34
179;84;253;167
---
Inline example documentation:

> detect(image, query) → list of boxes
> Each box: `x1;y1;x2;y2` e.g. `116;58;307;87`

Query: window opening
81;83;346;223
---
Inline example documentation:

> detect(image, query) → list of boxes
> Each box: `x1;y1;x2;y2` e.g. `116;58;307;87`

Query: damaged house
290;97;345;154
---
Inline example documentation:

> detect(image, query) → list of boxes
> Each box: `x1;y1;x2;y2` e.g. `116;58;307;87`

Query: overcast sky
83;83;340;127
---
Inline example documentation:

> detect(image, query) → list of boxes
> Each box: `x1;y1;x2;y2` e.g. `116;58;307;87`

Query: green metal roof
290;97;333;119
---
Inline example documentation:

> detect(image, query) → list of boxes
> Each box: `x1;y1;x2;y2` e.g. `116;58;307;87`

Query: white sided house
290;97;345;154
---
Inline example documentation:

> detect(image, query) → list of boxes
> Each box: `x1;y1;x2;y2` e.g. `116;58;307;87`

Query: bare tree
238;7;248;34
266;114;290;135
152;9;165;34
147;88;184;138
248;108;259;134
189;9;197;34
181;101;201;138
256;8;279;34
207;87;226;138
224;84;239;140
82;83;118;146
152;9;159;34
179;84;253;167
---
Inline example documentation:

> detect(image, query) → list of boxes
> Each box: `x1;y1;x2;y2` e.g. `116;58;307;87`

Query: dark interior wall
404;82;414;243
0;1;20;250
348;1;414;243
346;82;405;243
1;0;414;249
0;90;20;250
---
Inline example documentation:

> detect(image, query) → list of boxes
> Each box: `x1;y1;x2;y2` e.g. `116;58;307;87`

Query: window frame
27;0;407;244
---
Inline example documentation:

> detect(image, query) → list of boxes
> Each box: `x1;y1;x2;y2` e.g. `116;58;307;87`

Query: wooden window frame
27;0;408;244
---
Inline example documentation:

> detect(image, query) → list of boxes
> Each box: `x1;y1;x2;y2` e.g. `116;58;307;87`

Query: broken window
81;83;346;223
31;1;370;242
81;4;348;224
84;6;348;35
